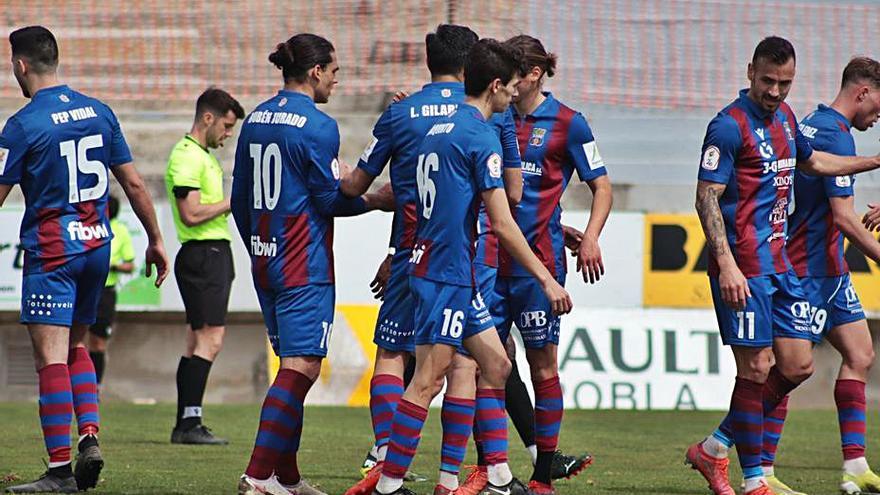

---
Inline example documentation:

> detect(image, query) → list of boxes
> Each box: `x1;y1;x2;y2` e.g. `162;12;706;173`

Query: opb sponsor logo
520;310;548;328
67;221;109;241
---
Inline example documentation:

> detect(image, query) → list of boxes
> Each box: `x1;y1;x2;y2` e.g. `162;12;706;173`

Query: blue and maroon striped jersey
409;103;505;286
787;104;855;277
231;90;366;290
497;93;608;278
698;89;813;278
474;107;521;268
0;85;131;273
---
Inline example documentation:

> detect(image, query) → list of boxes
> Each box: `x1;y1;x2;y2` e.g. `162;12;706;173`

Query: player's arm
498;109;523;206
578;175;613;284
230;135;251;244
111;163;169;287
483;188;571;315
340;108;395;197
794;122;880;176
0;118;29;207
830;195;880;263
696;115;750;309
566;113;613;284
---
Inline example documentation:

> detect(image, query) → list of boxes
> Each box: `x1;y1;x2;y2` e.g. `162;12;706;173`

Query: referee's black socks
178;355;213;431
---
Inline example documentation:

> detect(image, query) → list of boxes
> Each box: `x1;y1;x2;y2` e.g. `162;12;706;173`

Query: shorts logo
701;146;720;171
520;310;547;328
487;153;502;179
67;221;110;241
845;282;861;309
529;128;546;147
790;301;811;319
836;175;852;188
26;293;72;317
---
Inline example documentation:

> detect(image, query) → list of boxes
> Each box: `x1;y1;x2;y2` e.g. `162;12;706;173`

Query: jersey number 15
60;135;107;204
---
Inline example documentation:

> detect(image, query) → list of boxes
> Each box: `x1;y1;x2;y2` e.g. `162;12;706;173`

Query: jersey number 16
416;152;439;220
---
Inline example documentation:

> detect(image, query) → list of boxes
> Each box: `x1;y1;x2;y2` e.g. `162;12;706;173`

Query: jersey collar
512;91;556;119
276;89;314;106
458;102;486;122
183;134;210;153
422;81;463;92
31;84;70;99
817;103;852;130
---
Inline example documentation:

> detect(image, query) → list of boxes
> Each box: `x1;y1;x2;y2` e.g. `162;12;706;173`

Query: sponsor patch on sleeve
0;147;8;175
360;137;378;163
583;141;605;170
701;145;720;171
836;175;852;188
488;153;502;178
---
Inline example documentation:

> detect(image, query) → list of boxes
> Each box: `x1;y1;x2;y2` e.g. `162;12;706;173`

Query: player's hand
576;234;604;284
562;225;583;254
541;278;572;315
367;182;396;212
863;203;880;231
370;254;393;300
144;241;170;288
391;91;410;104
719;264;751;310
338;159;354;180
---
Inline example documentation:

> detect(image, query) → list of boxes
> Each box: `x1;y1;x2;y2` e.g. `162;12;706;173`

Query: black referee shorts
174;240;235;330
88;287;117;339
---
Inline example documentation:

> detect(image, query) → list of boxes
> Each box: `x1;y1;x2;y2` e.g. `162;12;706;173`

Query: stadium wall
2;206;880;410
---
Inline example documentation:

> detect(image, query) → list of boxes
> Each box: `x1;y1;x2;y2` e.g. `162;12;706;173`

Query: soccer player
685;37;880;495
87;195;135;385
371;38;572;495
0;26;169;493
166;87;245;445
756;57;880;495
462;35;611;495
231;33;392;495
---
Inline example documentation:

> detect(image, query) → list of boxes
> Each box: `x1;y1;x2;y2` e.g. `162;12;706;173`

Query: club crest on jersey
488;153;502;178
59;94;69;103
783;122;794;141
441;88;452;98
529;128;547;147
279;97;287;107
701;145;720;171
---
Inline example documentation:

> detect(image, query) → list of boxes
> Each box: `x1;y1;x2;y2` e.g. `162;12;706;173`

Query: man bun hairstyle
506;34;557;78
425;24;479;77
195;87;245;120
464;38;527;97
269;33;335;83
752;35;796;66
9;25;59;74
841;56;880;90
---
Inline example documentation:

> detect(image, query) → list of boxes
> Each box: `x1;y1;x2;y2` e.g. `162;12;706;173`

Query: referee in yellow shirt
165;88;244;445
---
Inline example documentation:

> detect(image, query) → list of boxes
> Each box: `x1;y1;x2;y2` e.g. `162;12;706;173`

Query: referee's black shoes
170;424;228;445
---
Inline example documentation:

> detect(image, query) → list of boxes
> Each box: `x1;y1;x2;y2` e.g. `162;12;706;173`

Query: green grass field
0;402;867;494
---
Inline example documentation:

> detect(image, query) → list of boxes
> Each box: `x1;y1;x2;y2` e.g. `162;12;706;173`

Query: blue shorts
494;274;565;349
255;283;335;358
710;270;812;347
800;273;865;342
374;252;415;353
21;243;110;327
409;276;494;348
475;263;503;329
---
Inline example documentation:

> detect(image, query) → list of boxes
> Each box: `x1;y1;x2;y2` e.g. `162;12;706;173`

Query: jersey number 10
250;143;282;210
60;135;108;204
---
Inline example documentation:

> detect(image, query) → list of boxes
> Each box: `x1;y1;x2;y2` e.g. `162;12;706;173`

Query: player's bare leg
826;321;880;494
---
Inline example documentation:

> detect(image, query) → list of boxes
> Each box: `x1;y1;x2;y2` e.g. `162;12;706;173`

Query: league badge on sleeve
488;153;502;178
701;145;720;171
331;158;341;180
836;175;852;188
0;147;8;175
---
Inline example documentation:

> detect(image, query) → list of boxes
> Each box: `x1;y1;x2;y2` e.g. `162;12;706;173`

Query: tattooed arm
695;180;751;309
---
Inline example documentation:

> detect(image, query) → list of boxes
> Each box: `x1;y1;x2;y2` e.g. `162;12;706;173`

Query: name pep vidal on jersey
410;103;457;119
51;106;98;125
248;110;308;128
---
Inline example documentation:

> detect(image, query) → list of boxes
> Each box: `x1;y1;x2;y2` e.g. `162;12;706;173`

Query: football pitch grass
0;402;870;494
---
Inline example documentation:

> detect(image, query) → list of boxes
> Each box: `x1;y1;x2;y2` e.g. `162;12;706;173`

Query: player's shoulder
706;106;742;139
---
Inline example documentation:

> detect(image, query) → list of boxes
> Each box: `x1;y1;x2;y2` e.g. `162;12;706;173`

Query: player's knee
844;347;874;374
482;356;511;386
779;358;813;384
